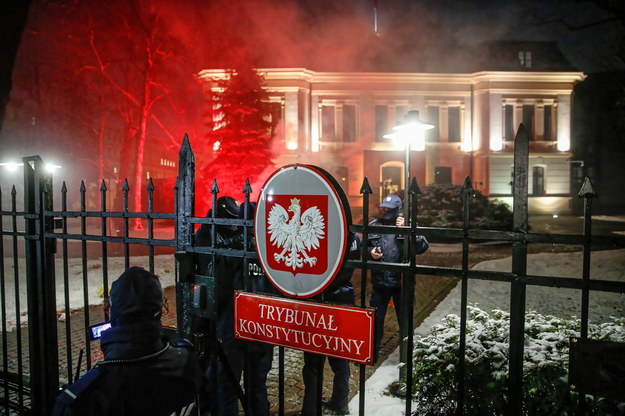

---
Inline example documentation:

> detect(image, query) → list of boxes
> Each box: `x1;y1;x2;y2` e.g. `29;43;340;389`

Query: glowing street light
0;162;23;172
383;110;434;222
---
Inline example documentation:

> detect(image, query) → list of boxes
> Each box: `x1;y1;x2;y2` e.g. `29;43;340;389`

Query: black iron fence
1;127;625;415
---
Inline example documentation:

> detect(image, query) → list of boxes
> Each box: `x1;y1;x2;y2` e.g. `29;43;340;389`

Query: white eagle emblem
267;197;325;271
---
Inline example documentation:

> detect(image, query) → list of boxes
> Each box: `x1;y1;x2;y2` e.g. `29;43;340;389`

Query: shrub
408;306;625;415
416;184;513;230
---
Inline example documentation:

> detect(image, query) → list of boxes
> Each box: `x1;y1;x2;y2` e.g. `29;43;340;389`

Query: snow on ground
348;249;625;415
1;255;177;331
2;247;624;414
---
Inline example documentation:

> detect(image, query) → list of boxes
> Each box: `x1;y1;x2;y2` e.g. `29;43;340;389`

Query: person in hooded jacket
300;232;361;416
368;194;428;361
195;196;273;416
51;266;203;416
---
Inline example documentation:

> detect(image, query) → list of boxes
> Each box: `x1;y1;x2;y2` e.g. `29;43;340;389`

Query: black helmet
239;201;257;219
215;196;239;219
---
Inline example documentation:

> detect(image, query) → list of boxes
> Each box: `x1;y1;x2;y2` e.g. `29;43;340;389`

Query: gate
1;128;625;415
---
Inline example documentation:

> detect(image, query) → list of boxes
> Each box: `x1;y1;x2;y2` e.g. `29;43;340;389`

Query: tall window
448;107;460;142
426;106;440;142
335;166;349;190
381;164;402;198
269;102;282;138
343;105;356;142
375;105;388;142
522;105;535;140
504;104;514;141
532;166;545;195
544;105;553;141
321;105;335;141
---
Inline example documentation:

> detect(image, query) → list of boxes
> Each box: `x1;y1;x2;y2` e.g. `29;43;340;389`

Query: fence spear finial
360;177;373;194
577;176;597;199
210;178;219;195
409;177;421;195
243;178;252;196
461;176;475;196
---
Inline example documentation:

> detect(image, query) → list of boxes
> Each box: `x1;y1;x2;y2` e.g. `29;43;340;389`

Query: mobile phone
88;321;112;341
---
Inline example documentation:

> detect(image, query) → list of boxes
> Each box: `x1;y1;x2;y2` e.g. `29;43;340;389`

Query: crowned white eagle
267;197;325;271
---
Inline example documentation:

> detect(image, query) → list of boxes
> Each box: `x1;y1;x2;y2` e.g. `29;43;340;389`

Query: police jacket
322;233;361;304
367;218;429;289
51;322;203;416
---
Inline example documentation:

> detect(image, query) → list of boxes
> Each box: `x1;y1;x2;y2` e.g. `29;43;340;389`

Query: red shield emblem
265;194;328;276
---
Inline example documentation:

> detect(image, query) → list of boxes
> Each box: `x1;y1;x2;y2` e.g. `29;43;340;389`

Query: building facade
199;53;585;215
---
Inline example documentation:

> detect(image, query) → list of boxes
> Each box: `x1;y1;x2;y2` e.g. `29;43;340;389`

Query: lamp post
383;110;434;389
383;110;434;223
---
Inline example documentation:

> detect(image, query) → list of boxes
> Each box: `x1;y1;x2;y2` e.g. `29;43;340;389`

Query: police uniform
51;267;203;416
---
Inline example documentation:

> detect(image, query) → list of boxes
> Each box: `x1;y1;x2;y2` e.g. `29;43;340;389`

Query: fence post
403;176;421;416
509;124;529;415
457;176;475;414
23;156;59;415
175;135;196;337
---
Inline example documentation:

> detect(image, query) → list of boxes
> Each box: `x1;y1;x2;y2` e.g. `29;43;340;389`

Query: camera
88;321;112;341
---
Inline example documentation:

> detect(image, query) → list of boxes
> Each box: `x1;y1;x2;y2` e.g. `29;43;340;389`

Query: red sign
254;165;351;298
234;291;375;365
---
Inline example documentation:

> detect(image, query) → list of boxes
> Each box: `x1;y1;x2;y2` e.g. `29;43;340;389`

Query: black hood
110;266;162;327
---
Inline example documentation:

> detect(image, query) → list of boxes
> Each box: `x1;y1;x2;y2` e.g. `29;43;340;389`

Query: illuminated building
198;41;585;214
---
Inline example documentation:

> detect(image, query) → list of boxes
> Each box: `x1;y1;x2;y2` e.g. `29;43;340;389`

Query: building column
557;94;571;151
311;95;320;152
284;91;299;151
489;94;503;151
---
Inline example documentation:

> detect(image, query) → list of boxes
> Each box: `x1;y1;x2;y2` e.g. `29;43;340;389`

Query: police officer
51;266;203;416
368;194;428;360
301;232;361;416
195;196;273;416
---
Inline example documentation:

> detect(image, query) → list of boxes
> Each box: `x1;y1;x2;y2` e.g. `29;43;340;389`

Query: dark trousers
370;285;402;361
213;308;274;416
301;352;351;416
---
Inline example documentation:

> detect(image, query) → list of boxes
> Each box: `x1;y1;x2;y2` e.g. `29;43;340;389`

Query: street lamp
383;110;434;222
383;110;434;392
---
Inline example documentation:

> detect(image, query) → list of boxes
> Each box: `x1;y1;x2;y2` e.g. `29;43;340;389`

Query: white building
199;41;586;215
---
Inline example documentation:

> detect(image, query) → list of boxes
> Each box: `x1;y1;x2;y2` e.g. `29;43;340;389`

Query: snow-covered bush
409;305;625;415
416;184;513;231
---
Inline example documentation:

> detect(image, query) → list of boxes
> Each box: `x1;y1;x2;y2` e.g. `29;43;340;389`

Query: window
343;105;356;142
321;105;336;141
544;105;553;141
448;107;460;142
435;166;452;184
522;105;534;140
335;166;349;190
519;51;532;68
395;105;408;125
504;104;514;141
381;164;402;198
426;106;439;142
532;166;545;195
269;102;282;138
375;105;388;142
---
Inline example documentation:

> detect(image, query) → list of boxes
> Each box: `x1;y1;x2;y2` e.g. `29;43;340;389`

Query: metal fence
1;127;625;415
